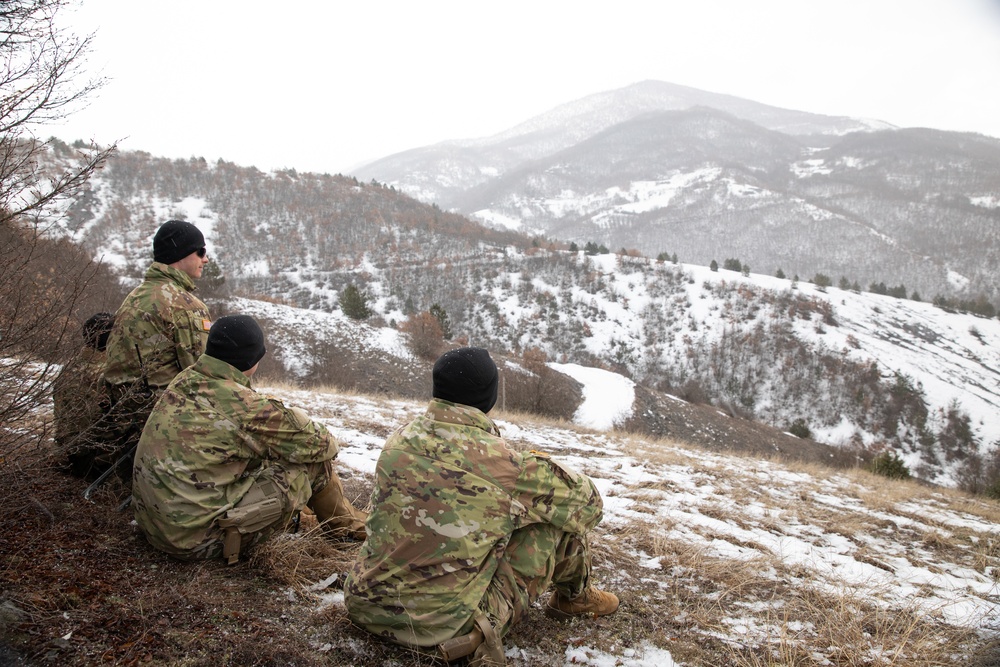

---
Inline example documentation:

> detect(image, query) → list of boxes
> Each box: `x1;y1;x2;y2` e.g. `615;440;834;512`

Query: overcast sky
48;0;1000;175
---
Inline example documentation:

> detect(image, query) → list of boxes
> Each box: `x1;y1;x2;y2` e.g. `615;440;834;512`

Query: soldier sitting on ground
344;347;619;666
53;312;115;477
132;314;367;563
99;219;213;476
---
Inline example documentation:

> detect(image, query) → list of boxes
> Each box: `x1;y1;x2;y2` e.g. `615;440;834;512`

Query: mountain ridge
353;81;1000;305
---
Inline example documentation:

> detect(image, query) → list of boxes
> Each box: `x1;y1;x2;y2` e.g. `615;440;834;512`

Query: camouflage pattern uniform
101;262;212;456
344;398;603;647
132;354;341;560
104;261;212;391
53;345;111;468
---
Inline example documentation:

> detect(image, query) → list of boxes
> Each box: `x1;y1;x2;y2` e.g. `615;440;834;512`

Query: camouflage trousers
181;459;334;562
471;524;592;638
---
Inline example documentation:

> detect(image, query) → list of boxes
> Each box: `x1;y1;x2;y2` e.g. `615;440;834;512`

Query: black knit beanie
206;315;267;372
153;220;205;265
82;312;115;351
432;347;499;414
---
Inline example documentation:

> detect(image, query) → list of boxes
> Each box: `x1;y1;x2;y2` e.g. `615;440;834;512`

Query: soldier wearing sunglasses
86;220;214;480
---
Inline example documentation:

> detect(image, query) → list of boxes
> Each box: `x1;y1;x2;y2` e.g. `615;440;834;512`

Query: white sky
48;0;1000;175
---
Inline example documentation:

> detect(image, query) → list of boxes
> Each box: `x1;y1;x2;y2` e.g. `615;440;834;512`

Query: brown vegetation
2;383;996;666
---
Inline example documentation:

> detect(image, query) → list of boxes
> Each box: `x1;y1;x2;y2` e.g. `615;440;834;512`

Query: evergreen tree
339;284;371;320
710;259;719;272
199;260;227;298
429;303;452;339
775;268;786;279
812;273;832;290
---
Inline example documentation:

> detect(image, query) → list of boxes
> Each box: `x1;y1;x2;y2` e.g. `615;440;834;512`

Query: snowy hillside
217;248;1000;489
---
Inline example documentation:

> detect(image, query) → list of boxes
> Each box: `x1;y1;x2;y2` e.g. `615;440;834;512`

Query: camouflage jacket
102;262;211;390
344;399;603;647
52;346;108;446
132;354;340;557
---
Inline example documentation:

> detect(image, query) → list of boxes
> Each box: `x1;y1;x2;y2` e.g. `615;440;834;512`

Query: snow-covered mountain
352;80;893;204
353;81;1000;305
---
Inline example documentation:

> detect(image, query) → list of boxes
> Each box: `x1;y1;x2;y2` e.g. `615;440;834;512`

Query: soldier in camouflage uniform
132;315;367;563
344;347;618;665
52;312;115;477
99;220;213;473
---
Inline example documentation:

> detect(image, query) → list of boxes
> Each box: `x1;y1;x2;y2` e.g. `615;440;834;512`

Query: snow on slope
548;362;635;430
263;383;1000;665
223;246;999;486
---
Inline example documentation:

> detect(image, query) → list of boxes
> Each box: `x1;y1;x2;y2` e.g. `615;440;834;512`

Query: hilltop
355;81;1000;305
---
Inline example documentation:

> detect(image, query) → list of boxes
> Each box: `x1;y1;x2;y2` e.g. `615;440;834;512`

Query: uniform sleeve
242;398;340;465
512;452;603;534
172;303;211;372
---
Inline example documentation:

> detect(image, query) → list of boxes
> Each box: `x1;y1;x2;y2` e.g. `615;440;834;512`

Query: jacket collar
426;398;500;436
146;262;197;292
191;354;253;388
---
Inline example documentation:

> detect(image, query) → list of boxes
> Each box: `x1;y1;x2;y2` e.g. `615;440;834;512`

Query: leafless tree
0;0;118;476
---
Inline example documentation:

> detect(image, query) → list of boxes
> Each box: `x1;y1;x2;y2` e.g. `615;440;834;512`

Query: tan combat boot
307;476;368;541
545;586;620;620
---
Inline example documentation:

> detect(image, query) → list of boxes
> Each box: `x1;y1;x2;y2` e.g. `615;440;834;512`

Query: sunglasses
196;247;207;258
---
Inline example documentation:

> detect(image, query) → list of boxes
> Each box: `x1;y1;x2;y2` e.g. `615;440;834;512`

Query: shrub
868;451;911;480
788;418;812;439
399;311;443;360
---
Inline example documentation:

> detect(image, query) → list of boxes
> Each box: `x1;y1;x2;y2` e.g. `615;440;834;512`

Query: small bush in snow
788;418;812;439
869;451;911;480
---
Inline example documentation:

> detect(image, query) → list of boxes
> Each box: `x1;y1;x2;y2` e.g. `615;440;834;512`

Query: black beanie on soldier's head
432;347;499;414
82;312;115;351
153;219;205;265
205;315;267;372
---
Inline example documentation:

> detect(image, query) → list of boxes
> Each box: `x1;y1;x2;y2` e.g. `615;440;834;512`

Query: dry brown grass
3;376;999;666
717;583;981;667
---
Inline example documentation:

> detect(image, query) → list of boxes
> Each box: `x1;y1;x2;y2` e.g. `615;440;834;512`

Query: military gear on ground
466;614;505;666
545;586;620;620
217;477;284;565
344;398;604;649
132;353;357;561
437;626;484;663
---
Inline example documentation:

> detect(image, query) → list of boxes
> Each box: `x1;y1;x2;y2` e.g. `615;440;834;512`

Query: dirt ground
1;464;337;666
0;459;680;667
